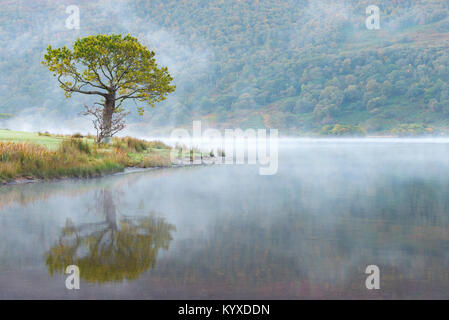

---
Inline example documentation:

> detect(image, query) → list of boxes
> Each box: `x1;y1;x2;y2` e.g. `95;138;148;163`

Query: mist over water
1;140;449;299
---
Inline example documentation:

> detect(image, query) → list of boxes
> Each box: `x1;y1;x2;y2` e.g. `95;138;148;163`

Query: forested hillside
2;0;449;135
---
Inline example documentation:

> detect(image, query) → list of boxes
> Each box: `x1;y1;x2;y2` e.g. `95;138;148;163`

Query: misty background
1;0;449;136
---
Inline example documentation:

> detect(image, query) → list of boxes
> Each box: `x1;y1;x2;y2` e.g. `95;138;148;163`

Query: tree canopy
42;34;175;141
2;1;449;135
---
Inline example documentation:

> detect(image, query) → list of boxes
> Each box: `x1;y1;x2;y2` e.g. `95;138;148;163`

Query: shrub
319;124;366;136
72;133;84;138
391;124;434;136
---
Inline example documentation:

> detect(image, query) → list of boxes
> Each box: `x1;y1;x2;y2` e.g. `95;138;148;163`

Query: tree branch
58;75;108;97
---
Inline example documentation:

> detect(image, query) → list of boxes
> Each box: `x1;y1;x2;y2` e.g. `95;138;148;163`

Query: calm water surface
1;140;449;299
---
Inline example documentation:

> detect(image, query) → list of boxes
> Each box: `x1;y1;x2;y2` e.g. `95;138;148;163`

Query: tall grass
60;138;92;155
112;137;146;153
0;135;176;183
112;136;170;153
137;153;172;168
0;138;127;183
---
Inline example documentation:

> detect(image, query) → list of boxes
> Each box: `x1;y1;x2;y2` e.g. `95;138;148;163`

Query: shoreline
0;162;211;187
1;132;218;187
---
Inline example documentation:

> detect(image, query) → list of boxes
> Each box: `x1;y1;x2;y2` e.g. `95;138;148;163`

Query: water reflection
45;189;176;283
2;141;449;298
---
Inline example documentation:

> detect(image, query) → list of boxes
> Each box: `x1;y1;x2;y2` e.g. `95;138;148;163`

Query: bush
391;124;434;136
72;133;84;138
319;124;366;136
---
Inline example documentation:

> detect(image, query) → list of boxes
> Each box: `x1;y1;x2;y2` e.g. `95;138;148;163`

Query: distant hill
2;0;449;135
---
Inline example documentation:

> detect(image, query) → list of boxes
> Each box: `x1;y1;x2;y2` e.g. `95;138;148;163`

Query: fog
1;140;449;298
1;1;446;138
0;0;212;135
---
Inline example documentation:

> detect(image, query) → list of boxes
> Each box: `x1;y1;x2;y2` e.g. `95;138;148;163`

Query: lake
1;139;449;299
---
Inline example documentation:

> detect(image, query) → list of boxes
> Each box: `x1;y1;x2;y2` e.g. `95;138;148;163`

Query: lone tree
42;34;175;143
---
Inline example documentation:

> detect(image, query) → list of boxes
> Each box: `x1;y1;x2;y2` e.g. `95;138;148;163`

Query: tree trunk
102;94;115;144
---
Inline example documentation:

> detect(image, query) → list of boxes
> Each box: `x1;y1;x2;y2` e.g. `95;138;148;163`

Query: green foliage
127;0;449;133
42;34;175;111
41;33;175;142
71;133;84;138
0;129;64;150
391;124;435;136
0;131;173;183
319;124;366;136
3;1;449;134
0;139;127;183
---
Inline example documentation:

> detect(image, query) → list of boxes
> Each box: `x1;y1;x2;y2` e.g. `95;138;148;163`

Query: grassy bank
0;130;174;184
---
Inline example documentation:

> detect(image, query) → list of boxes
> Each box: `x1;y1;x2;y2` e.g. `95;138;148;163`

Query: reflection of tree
45;190;176;283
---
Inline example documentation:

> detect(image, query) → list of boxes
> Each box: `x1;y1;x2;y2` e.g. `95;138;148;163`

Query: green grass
0;131;175;184
0;130;65;150
0;138;129;183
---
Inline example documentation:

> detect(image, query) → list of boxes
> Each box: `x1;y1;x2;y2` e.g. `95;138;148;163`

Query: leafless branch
82;104;130;143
